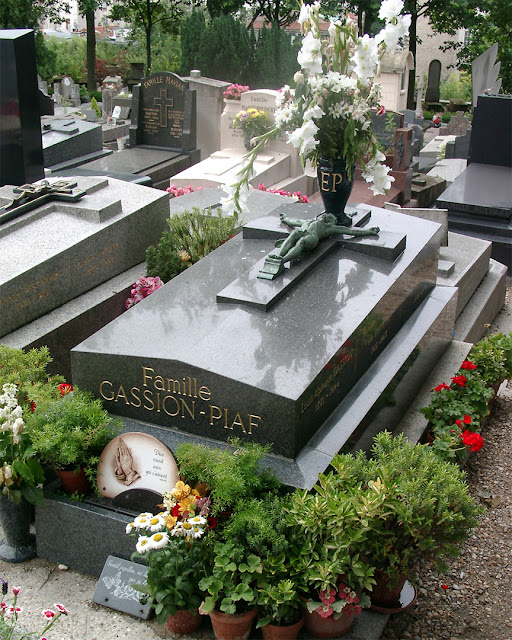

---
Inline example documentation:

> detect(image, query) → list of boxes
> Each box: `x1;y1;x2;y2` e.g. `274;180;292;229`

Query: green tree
441;1;512;94
403;0;481;108
205;0;297;28
78;0;103;92
0;0;65;30
109;0;184;74
180;9;207;76
250;22;299;88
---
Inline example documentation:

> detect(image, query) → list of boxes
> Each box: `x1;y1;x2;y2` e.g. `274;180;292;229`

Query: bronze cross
153;90;174;127
0;179;86;225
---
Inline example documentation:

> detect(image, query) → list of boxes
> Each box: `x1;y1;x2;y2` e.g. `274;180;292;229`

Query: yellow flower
170;480;192;501
178;495;197;514
165;515;178;530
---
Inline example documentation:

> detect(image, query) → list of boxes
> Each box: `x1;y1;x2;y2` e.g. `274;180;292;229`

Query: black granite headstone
469;95;512;168
93;555;151;619
0;30;44;186
129;72;196;151
425;59;441;103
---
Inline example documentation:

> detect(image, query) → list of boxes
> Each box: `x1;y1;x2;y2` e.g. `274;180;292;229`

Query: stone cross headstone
425;60;441;103
129;72;196;151
0;30;44;187
471;43;502;107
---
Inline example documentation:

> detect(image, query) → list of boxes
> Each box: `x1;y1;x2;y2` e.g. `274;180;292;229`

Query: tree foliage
440;0;512;94
180;10;299;88
205;0;297;28
109;0;185;73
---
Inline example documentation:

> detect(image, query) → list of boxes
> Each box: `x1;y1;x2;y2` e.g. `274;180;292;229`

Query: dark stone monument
425;60;442;104
41;118;110;168
445;130;471;160
370;110;404;152
129;72;196;151
437;95;512;271
0;30;44;187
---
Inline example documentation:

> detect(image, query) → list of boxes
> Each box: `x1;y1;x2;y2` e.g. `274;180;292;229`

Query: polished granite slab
72;204;443;460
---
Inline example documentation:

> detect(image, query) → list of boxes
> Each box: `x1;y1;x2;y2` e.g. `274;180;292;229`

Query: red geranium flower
455;415;472;428
434;382;450;391
460;430;484;452
58;383;73;396
441;584;448;590
461;360;477;370
451;375;467;387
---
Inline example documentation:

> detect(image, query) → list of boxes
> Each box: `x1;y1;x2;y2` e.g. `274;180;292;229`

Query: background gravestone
0;30;44;187
469;95;512;167
471;43;502;107
129;72;196;151
370;110;404;152
425;59;441;103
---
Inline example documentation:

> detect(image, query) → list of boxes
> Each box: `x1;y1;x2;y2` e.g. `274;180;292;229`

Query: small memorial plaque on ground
93;555;151;618
97;432;179;512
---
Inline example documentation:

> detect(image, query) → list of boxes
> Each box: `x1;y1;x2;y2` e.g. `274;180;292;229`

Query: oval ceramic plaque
97;433;179;499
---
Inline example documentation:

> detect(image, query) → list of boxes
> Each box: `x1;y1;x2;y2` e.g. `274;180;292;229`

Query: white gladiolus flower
288;119;319;156
297;32;323;75
362;152;395;195
379;0;405;21
304;104;324;121
351;34;379;85
294;71;305;85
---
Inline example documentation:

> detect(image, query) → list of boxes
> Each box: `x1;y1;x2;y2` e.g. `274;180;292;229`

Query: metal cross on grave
153;89;174;127
216;204;407;312
0;179;87;225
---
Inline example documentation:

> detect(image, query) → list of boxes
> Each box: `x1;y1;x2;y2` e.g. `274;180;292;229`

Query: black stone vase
317;158;355;226
0;495;36;563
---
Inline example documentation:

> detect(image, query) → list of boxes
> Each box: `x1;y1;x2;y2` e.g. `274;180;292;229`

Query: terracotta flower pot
209;608;257;640
165;609;201;634
302;606;354;638
56;467;91;495
261;614;304;639
370;570;407;607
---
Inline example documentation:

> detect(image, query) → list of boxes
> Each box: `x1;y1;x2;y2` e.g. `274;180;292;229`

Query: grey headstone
119;106;130;119
60;76;74;100
445;130;471;160
425;60;441;103
71;204;442;462
129;72;197;151
445;112;472;137
102;88;117;119
93;556;151;619
472;43;502;106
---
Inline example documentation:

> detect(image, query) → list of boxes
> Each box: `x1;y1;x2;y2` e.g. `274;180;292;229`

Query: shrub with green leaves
27;388;122;473
175;439;281;515
146;206;237;283
468;332;512;385
328;431;482;580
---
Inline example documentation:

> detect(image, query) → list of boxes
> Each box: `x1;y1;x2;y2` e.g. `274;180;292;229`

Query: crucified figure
269;212;380;265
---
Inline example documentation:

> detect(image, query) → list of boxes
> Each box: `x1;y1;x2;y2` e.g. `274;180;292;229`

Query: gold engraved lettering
210;405;222;425
230;412;246;433
156;392;161;413
320;171;329;191
99;380;114;401
115;385;130;404
130;387;141;408
198;385;211;401
166;378;181;394
143;389;154;411
154;375;165;391
142;367;154;387
181;398;195;420
163;395;180;416
247;415;260;435
332;173;343;192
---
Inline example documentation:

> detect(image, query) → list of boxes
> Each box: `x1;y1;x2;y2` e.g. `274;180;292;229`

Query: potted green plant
174;439;281;516
328;431;482;607
127;479;213;634
220;493;303;638
199;540;262;640
27;388;122;495
286;479;377;637
231;108;272;149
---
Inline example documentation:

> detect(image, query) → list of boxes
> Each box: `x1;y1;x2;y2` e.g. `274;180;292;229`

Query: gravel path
0;285;510;640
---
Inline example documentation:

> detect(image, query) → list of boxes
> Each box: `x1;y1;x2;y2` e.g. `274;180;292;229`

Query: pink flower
319;587;336;604
376;105;385;116
316;604;333;618
42;609;55;619
54;603;69;615
12;587;20;596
